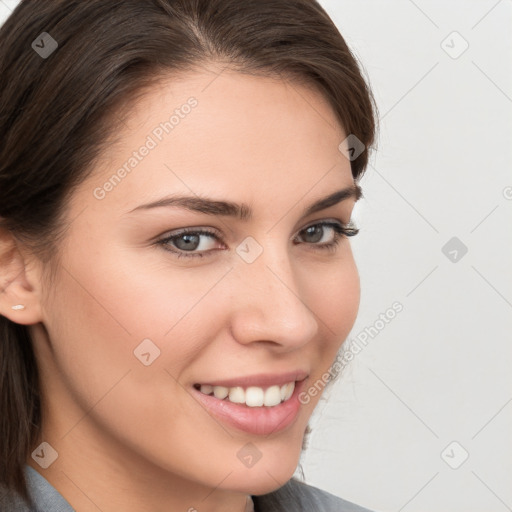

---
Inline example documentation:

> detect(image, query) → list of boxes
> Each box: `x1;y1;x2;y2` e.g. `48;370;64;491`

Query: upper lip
195;370;309;389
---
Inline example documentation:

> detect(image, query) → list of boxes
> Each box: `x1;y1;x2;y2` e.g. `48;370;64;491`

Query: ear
0;226;44;325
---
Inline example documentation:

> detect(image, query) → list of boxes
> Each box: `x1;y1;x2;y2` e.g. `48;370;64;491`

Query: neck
27;415;252;512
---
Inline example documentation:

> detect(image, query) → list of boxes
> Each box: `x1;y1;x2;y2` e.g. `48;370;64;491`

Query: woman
0;0;377;510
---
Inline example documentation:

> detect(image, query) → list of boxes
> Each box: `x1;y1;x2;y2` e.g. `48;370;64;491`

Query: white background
1;1;511;511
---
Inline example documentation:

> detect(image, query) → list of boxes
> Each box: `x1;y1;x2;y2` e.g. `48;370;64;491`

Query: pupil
176;234;200;251
305;225;323;243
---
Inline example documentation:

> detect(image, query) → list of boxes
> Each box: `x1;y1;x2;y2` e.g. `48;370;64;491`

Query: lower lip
192;380;305;436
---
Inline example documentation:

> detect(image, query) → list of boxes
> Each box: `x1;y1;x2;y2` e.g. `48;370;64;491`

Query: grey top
0;464;376;511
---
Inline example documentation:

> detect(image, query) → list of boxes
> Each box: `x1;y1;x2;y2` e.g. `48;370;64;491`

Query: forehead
80;68;353;216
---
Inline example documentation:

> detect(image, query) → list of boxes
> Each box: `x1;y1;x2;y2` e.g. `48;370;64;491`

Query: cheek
43;249;220;382
293;253;359;412
41;253;232;473
42;242;238;420
302;249;360;342
298;251;360;402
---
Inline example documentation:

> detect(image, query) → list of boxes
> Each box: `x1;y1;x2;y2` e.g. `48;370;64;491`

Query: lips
191;372;308;436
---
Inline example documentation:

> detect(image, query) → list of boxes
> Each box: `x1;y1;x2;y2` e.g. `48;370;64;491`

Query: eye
157;228;222;259
294;221;359;251
156;221;359;259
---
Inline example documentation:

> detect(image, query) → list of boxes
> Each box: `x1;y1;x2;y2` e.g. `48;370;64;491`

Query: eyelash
156;221;359;259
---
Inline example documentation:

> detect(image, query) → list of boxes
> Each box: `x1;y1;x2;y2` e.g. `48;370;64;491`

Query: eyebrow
127;184;362;221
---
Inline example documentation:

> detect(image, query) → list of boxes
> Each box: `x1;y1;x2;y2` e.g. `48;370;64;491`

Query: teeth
213;386;228;399
281;382;294;401
264;385;282;407
228;386;245;404
198;381;295;407
200;384;213;395
245;386;264;407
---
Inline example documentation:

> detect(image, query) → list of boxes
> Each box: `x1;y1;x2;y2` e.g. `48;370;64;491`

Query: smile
192;373;308;435
194;382;295;407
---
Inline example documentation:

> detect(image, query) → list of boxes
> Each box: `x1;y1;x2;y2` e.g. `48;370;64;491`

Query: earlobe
0;226;44;325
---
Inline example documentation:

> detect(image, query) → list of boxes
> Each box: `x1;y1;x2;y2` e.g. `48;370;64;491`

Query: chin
225;440;304;495
230;468;297;496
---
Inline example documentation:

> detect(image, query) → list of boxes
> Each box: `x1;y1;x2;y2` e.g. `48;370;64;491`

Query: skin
0;65;361;512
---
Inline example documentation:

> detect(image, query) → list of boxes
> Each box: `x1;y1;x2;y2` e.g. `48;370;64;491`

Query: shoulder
0;465;74;512
253;478;376;512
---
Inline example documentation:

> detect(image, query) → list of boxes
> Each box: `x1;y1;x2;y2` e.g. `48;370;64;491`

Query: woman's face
29;68;360;500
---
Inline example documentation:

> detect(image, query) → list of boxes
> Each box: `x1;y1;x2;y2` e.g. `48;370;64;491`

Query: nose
228;243;320;352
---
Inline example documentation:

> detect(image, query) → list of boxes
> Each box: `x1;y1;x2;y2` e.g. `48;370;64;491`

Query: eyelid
155;217;352;242
298;215;358;233
299;217;348;231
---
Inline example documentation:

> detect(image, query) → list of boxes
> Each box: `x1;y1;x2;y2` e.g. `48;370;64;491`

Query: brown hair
0;0;376;505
